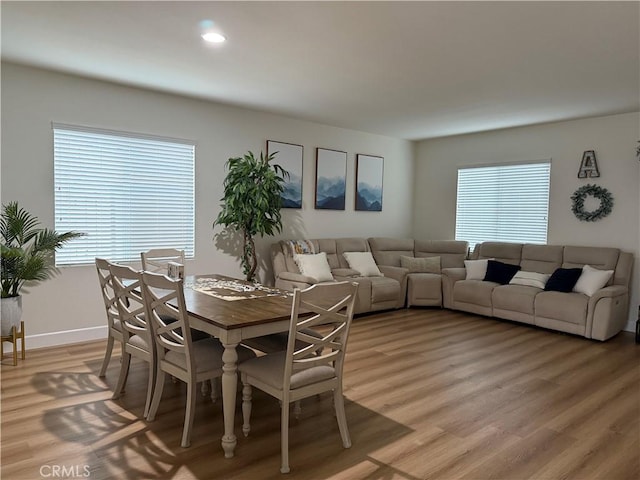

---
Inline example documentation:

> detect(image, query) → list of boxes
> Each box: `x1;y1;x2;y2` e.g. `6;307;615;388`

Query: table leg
221;342;239;458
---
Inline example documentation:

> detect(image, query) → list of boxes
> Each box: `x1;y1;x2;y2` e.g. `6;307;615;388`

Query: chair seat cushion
240;351;336;390
128;334;151;351
164;338;255;373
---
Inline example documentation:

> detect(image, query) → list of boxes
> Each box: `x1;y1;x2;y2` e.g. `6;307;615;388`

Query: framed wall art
266;140;303;208
315;148;347;210
355;154;383;211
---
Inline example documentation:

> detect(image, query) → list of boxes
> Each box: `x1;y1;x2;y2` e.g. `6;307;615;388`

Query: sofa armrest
378;265;409;308
378;265;409;282
441;267;466;281
275;271;316;292
331;268;361;278
589;284;627;302
586;285;629;341
441;267;466;309
277;271;316;284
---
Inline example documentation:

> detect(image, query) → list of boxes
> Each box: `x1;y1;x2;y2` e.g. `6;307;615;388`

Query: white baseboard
3;325;108;353
3;319;636;354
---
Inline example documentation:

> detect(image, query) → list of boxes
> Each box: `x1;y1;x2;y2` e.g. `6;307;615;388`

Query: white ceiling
2;1;639;140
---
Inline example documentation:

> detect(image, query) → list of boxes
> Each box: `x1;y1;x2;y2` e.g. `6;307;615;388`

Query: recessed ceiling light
202;32;226;43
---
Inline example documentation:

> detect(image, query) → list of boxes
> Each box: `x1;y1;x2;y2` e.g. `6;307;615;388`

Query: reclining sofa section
442;242;633;341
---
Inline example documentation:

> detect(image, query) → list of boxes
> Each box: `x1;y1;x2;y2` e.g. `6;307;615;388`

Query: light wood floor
1;309;639;480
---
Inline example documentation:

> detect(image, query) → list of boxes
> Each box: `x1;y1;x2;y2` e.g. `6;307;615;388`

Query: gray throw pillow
400;255;441;274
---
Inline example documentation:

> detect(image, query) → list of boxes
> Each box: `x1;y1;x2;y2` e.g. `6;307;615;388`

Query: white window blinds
455;161;551;249
53;124;195;265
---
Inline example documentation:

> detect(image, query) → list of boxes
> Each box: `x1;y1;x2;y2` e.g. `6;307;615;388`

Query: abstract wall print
355;154;383;211
315;148;347;210
267;140;303;208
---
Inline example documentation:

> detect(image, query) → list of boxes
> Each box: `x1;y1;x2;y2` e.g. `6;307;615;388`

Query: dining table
180;274;299;458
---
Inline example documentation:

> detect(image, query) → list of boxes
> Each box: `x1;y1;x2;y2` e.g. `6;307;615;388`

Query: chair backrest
141;271;195;373
110;263;151;347
95;258;119;331
140;248;185;275
283;281;358;391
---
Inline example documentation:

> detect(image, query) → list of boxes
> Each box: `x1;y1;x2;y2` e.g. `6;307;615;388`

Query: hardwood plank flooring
1;309;638;479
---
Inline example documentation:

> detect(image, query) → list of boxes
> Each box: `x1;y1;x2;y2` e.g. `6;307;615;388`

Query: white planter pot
1;296;23;337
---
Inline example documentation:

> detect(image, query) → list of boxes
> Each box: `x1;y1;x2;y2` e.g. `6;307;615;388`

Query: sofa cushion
492;284;539;315
464;259;491;280
535;291;588;325
545;268;582;292
562;246;619;271
369;276;401;303
475;242;522;264
343;251;383;277
294;253;334;282
484;260;521;285
509;271;550;289
407;273;442;304
453;279;496;307
520;244;563;274
400;255;441;274
414;240;469;268
573;265;614;297
368;237;414;267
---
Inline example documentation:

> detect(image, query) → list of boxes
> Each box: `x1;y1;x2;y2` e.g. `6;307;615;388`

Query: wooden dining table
181;274;298;458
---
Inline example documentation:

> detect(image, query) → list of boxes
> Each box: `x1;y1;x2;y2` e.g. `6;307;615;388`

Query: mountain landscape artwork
356;154;383;211
315;148;347;210
267;140;303;208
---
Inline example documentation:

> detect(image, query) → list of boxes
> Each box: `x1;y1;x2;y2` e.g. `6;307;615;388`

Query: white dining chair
95;258;124;378
140;248;185;275
109;263;157;419
141;246;214;398
238;281;358;473
142;271;256;448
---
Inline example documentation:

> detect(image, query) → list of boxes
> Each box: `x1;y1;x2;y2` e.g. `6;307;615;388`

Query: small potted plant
1;202;84;336
213;151;289;282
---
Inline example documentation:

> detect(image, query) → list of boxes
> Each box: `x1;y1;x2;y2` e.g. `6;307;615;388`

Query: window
53;124;195;265
455;161;551;249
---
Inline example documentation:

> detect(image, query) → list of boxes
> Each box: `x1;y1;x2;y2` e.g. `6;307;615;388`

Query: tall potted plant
213;151;289;282
1;202;84;336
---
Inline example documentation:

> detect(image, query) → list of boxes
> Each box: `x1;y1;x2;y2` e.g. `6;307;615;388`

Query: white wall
413;112;640;330
0;62;414;341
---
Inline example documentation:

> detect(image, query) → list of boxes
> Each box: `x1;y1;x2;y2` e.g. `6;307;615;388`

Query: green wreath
571;184;613;222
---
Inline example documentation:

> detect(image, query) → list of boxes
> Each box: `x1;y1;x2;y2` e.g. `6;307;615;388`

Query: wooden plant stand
1;321;25;366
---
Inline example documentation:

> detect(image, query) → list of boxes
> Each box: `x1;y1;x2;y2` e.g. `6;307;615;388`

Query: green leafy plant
1;202;85;298
213;151;289;282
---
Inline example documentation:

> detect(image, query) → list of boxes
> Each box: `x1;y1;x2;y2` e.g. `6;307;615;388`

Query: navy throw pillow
483;260;521;285
544;268;583;292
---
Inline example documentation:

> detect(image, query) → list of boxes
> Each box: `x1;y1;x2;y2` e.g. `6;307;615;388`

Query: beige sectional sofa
271;237;633;341
271;237;468;313
442;241;633;341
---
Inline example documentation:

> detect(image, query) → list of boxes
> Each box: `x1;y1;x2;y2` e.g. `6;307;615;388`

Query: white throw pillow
294;253;334;282
573;264;614;296
343;251;383;277
509;271;550;289
464;259;492;280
